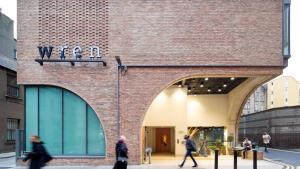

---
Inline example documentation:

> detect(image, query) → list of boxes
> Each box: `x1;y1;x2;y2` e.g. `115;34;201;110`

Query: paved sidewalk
11;156;284;169
0;152;15;159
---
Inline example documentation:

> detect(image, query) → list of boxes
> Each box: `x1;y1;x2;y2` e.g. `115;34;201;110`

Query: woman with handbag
114;135;128;169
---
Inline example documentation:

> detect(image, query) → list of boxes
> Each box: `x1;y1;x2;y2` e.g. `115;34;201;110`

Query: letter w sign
38;46;53;59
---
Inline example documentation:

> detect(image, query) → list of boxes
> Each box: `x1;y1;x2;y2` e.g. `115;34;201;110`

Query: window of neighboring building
7;118;20;141
283;0;291;58
13;49;17;59
6;72;19;97
25;86;106;156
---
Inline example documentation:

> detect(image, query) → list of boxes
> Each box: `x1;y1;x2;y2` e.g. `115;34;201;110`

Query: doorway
156;128;171;153
144;127;175;154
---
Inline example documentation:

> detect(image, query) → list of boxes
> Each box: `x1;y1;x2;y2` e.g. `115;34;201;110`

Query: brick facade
18;0;284;165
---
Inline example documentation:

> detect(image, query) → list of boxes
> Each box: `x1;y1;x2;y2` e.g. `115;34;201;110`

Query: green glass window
283;0;291;58
25;87;38;151
25;86;106;156
39;87;62;155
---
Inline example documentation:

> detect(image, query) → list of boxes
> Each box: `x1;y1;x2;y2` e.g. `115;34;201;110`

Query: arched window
25;86;106;156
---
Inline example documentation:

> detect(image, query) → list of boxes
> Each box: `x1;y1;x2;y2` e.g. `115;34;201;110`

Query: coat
185;139;196;151
23;142;50;169
115;140;128;160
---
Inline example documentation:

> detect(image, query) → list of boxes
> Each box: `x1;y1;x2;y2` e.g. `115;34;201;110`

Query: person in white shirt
262;132;271;152
242;137;252;159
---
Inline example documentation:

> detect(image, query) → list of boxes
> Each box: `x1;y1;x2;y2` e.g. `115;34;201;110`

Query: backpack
191;140;197;152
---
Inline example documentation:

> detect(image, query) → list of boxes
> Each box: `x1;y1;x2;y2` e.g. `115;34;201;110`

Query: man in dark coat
23;135;52;169
179;135;198;168
114;135;128;169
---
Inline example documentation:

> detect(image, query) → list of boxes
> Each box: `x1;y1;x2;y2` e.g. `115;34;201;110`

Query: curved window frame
24;85;106;157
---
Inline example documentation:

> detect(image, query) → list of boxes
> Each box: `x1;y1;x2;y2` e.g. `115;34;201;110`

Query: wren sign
35;45;106;66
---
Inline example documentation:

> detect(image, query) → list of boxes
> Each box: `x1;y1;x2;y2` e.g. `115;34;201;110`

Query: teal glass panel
25;87;38;151
87;106;105;155
39;87;62;155
63;90;86;155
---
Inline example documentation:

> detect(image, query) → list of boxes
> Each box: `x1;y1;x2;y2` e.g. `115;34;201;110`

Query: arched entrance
140;76;275;162
118;67;281;164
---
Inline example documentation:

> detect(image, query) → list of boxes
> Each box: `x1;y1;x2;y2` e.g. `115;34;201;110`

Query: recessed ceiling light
223;84;227;87
230;77;235;81
218;88;222;92
200;84;204;88
178;84;182;88
207;88;211;92
204;78;209;81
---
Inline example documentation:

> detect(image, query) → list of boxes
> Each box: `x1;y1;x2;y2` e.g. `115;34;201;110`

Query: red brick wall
17;0;284;165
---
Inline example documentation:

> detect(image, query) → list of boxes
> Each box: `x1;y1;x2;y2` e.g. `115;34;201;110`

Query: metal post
234;150;238;169
253;150;257;169
15;129;20;158
214;149;218;169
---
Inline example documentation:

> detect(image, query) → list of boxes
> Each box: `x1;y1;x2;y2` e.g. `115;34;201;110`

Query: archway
140;75;274;162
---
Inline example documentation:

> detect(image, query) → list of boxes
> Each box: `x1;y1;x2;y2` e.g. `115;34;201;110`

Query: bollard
234;150;238;169
253;150;257;169
214;149;219;169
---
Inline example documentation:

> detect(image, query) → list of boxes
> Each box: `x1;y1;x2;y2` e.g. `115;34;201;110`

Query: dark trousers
264;143;269;152
180;150;198;166
113;161;127;169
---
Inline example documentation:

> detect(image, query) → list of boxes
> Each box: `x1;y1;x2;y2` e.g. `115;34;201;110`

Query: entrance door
156;128;171;153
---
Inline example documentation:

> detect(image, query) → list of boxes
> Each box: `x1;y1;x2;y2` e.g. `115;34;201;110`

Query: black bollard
253;150;257;169
234;150;238;169
214;149;219;169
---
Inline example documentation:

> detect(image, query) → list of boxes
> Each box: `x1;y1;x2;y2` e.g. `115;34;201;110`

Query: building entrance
156;128;171;153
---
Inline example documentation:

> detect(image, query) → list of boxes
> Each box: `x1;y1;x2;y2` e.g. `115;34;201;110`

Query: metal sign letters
35;45;106;66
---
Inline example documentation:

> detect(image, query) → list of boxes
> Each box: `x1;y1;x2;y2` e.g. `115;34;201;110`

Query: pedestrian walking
242;137;252;159
22;135;52;169
179;135;198;168
262;132;271;152
113;135;128;169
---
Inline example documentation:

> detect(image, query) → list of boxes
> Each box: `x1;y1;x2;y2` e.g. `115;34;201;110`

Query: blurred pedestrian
179;135;198;168
242;137;252;159
262;132;271;152
113;135;128;169
23;135;52;169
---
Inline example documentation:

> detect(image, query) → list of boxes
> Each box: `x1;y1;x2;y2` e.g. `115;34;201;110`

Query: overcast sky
0;0;299;82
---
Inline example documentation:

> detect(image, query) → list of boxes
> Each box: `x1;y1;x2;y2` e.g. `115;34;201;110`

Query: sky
0;0;299;82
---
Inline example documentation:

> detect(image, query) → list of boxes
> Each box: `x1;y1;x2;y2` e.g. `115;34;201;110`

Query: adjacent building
0;9;24;153
17;0;290;165
267;76;300;109
242;76;300;115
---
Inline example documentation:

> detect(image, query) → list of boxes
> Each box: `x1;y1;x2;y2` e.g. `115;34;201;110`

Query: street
0;156;15;168
264;148;300;167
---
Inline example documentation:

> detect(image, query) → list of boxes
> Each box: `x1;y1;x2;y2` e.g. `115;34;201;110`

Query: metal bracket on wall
35;59;107;66
115;56;127;73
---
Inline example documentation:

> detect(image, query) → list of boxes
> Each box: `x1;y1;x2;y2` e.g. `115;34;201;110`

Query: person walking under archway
179;135;198;168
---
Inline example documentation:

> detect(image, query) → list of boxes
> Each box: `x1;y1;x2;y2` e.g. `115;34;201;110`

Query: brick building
17;0;290;165
0;9;24;153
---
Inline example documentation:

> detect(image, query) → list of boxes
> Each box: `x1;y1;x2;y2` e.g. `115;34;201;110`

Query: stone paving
9;155;285;169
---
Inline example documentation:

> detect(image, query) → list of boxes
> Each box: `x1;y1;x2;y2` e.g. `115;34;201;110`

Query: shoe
192;165;198;167
178;164;183;168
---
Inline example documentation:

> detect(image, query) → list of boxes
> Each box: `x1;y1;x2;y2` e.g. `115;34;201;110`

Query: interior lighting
218;88;222;92
178;84;182;88
200;82;204;88
230;77;235;81
204;78;209;81
207;88;211;92
223;84;227;88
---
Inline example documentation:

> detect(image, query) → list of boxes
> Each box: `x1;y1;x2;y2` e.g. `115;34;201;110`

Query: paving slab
10;156;284;169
